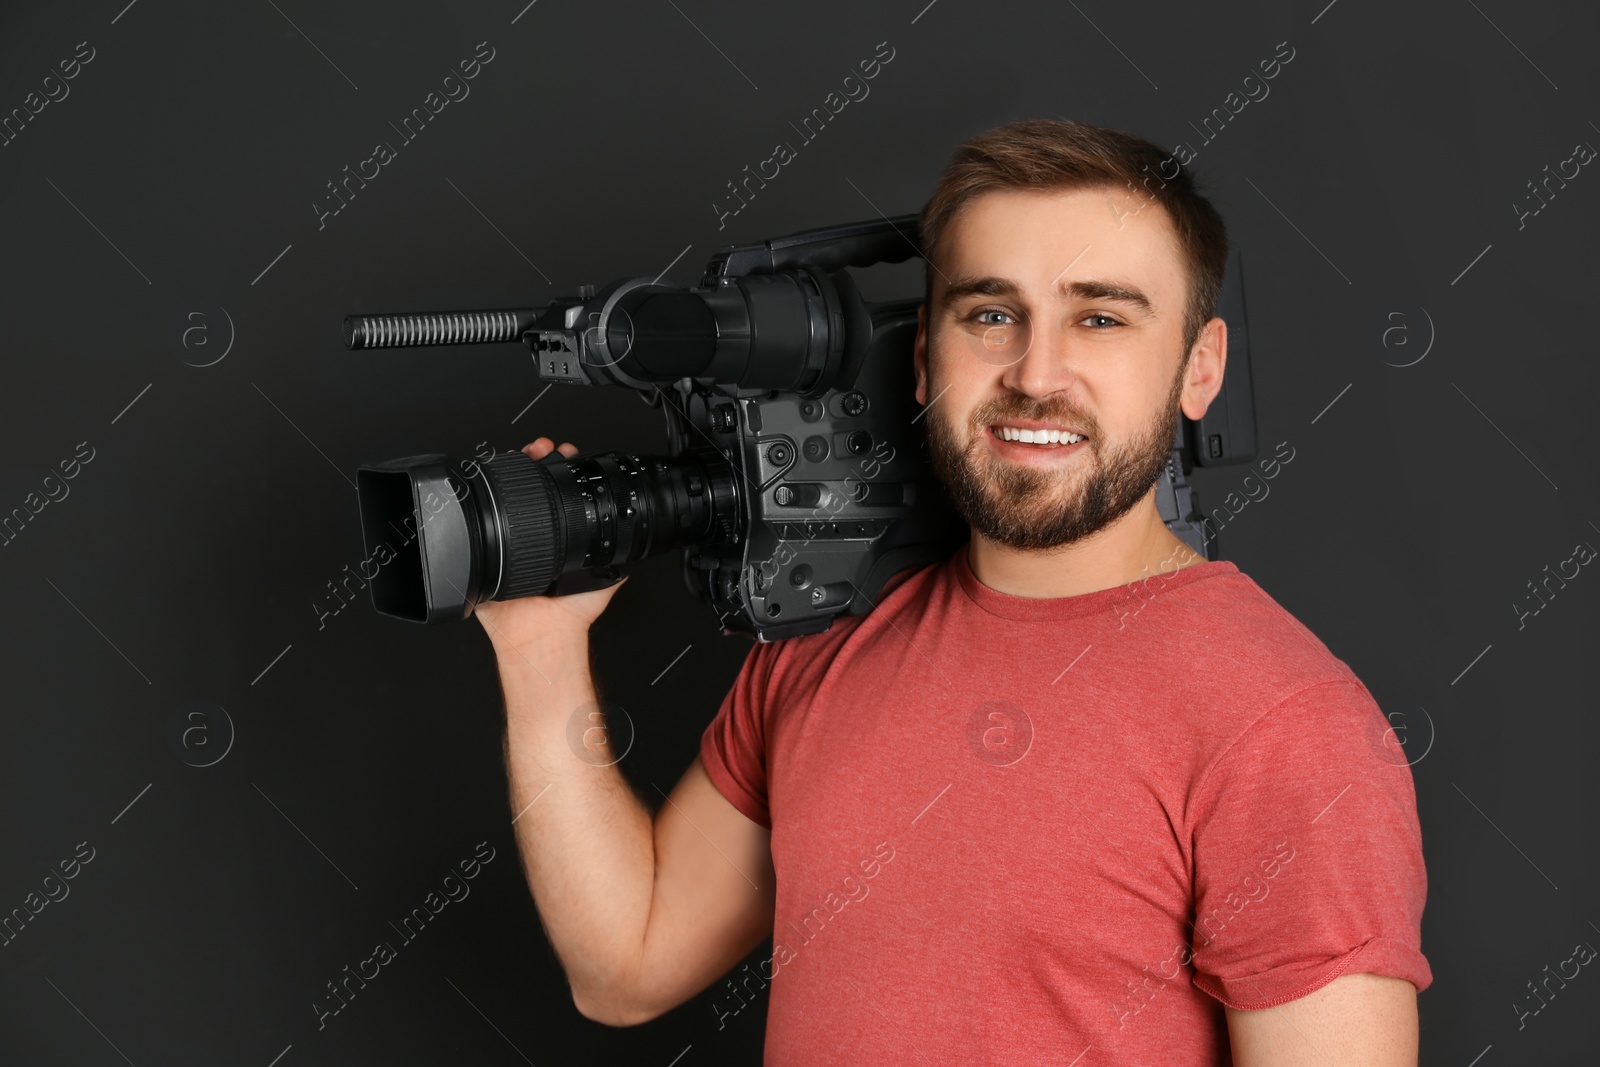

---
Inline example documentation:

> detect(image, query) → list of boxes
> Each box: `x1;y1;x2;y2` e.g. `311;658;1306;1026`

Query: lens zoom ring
485;455;563;599
560;488;591;552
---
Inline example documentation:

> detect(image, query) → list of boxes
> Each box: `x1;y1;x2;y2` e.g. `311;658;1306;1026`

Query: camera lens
355;447;739;623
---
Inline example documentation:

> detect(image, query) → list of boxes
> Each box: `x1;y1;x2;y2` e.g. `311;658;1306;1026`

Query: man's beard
923;359;1187;552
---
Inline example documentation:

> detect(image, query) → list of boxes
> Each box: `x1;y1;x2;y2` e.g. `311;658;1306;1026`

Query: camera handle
703;213;923;282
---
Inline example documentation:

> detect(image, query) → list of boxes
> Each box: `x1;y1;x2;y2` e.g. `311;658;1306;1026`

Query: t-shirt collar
950;539;1238;622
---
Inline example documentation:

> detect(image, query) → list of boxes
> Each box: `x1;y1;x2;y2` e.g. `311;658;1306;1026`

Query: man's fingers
517;437;577;461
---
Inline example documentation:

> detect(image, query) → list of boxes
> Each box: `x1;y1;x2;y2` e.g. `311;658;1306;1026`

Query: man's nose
999;315;1076;397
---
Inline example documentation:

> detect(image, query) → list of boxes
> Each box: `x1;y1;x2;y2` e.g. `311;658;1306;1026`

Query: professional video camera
344;214;1258;642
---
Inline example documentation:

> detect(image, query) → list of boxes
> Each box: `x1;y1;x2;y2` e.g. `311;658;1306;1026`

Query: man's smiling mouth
988;422;1088;447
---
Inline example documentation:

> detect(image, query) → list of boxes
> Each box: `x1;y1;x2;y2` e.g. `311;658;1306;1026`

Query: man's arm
495;636;776;1027
627;754;777;1024
476;435;778;1026
1226;973;1418;1066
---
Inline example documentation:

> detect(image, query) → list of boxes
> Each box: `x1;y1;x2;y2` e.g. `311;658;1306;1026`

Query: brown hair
919;117;1229;358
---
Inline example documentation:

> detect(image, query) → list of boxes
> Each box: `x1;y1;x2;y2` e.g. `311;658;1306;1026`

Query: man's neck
965;496;1207;599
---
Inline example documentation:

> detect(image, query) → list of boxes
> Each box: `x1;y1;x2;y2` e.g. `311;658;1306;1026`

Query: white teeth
995;426;1083;445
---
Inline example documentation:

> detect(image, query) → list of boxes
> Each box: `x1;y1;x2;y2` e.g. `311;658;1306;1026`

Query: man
475;118;1430;1065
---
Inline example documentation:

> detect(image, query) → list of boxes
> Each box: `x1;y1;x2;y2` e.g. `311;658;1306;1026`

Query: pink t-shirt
700;544;1431;1065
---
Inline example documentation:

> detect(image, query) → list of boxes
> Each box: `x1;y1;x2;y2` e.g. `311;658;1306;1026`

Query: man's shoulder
1119;565;1390;784
1158;563;1363;706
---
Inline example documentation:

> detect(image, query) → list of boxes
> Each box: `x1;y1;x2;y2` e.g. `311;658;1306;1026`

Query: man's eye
1081;313;1121;329
971;308;1016;326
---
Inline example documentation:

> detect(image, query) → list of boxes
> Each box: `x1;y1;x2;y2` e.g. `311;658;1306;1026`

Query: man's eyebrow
940;274;1155;316
940;275;1020;304
1058;278;1154;315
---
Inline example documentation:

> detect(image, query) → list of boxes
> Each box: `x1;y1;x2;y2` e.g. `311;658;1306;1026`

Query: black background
1;1;1596;1064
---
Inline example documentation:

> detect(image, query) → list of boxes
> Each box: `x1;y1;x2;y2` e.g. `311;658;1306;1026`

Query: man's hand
1226;973;1418;1066
471;436;629;654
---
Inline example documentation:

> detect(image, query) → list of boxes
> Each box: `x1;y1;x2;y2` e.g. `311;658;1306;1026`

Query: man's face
913;185;1214;552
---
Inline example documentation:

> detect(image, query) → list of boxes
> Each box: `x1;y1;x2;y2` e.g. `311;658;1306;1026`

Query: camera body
657;281;965;640
347;214;1257;642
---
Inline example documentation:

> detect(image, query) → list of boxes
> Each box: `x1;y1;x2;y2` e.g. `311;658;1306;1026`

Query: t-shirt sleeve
1187;678;1432;1010
699;638;781;829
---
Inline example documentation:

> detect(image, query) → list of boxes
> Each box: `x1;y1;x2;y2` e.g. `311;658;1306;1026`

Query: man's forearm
494;635;653;1016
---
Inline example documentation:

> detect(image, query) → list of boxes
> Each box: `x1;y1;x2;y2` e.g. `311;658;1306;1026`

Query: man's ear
914;304;929;406
1180;316;1226;422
